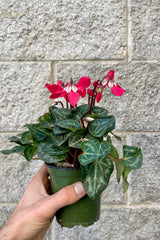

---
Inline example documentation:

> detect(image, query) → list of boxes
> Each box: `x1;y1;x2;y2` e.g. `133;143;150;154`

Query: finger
37;182;86;220
29;165;50;193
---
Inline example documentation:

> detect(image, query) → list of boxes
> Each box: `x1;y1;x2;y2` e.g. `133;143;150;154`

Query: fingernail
74;182;86;195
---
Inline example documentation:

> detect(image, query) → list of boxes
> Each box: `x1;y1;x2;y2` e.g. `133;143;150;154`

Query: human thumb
39;182;86;219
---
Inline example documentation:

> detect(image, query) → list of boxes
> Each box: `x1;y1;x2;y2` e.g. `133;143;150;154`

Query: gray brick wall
0;0;159;239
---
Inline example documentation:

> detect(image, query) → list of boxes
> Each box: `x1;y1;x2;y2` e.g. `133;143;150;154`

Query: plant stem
107;154;124;162
89;80;100;114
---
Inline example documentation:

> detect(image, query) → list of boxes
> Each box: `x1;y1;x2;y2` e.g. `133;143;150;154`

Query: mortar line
0;59;125;64
0;203;17;207
101;203;160;209
0;131;23;134
0;59;159;64
132;60;160;63
126;0;132;62
113;131;160;135
0;60;52;64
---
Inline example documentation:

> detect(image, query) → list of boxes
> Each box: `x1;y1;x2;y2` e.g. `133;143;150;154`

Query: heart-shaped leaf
27;124;47;141
78;138;113;165
75;104;90;119
24;146;37;161
81;156;114;199
37;139;69;156
8;136;22;145
89;115;115;137
21;131;31;144
1;146;25;155
37;149;68;163
56;120;81;131
68;129;86;148
54;125;68;134
123;145;143;170
91;106;108;118
49;132;72;146
50;106;72;121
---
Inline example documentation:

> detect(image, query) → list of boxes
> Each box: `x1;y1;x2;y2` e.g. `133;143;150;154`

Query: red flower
45;77;91;107
105;70;126;96
88;80;106;103
45;81;66;99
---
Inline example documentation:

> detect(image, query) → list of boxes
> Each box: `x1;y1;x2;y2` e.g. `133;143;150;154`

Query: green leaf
49;132;72;146
56;120;81;131
107;135;112;143
74;104;90;119
81;156;114;199
68;129;86;148
24;146;37;161
123;145;143;170
54;125;69;134
115;160;125;183
50;106;72;121
27;124;47;141
111;132;121;141
78;138;113;165
89;115;116;137
1;146;25;155
37;150;68;163
38;113;50;123
115;160;131;192
21;131;31;144
8;136;22;145
123;167;131;192
91;106;108;118
37;139;69;156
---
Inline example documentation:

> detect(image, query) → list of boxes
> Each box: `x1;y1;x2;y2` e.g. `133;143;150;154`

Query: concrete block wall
0;0;159;239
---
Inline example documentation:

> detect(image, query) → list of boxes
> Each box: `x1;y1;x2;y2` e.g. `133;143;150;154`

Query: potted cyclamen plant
1;70;143;228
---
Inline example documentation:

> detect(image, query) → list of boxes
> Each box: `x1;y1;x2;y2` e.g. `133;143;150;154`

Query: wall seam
126;0;132;63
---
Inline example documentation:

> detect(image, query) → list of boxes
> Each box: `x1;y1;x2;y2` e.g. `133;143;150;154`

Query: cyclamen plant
1;70;143;199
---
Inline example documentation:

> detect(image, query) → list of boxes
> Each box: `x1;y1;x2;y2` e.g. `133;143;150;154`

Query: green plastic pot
46;163;100;228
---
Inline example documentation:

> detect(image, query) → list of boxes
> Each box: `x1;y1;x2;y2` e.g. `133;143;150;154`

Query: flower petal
45;83;64;94
77;76;91;89
67;91;80;106
57;80;63;86
96;92;102;103
78;88;86;98
107;70;114;80
111;84;126;96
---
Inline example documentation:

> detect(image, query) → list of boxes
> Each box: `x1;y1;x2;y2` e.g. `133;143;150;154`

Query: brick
0;62;51;131
131;0;160;60
129;134;160;204
0;0;126;60
53;208;160;240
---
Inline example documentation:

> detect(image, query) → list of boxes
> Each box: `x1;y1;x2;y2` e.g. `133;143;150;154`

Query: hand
0;165;86;240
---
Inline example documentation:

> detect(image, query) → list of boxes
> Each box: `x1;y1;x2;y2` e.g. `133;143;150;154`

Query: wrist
0;222;18;240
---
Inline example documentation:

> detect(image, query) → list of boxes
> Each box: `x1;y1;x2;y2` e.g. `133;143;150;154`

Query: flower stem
107;154;124;162
89;80;100;114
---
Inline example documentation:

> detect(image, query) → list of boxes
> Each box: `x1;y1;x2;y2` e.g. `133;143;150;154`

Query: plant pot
46;163;101;228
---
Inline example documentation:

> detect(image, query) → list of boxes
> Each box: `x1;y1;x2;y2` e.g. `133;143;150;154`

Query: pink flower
105;70;126;96
45;77;91;107
87;80;107;103
45;81;66;99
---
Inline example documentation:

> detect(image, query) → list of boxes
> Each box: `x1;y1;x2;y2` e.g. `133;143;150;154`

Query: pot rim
45;163;81;171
